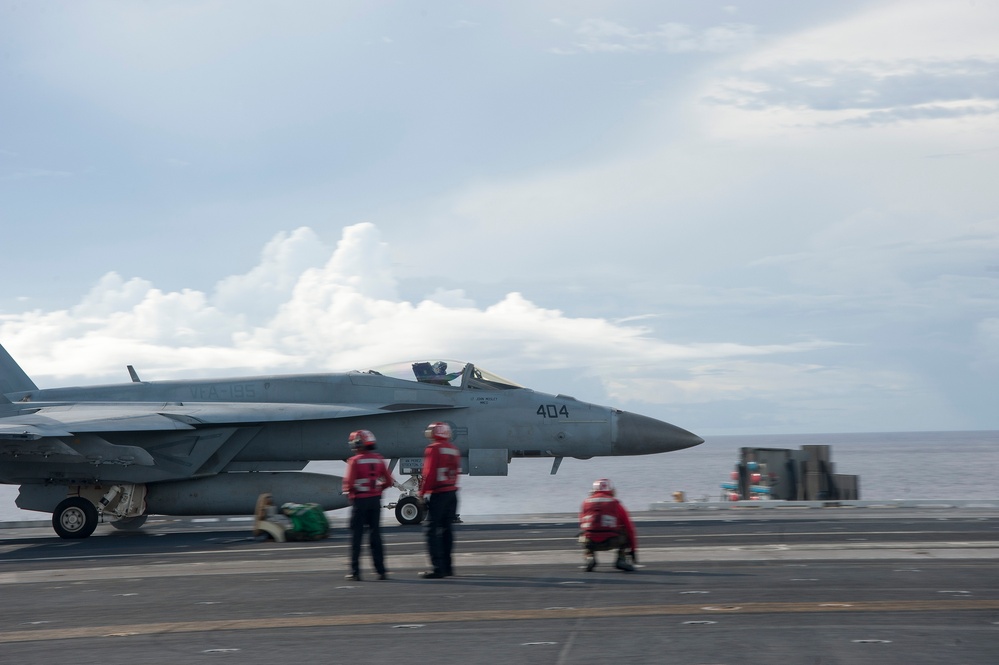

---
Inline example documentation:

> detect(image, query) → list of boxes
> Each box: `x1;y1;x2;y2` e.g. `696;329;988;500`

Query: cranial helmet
425;421;452;441
592;478;614;494
348;429;377;451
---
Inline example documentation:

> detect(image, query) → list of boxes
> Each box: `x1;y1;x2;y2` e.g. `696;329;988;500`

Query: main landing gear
52;497;99;539
110;514;149;531
50;484;149;539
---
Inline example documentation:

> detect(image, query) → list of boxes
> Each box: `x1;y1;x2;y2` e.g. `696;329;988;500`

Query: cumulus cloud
212;226;331;322
0;223;843;411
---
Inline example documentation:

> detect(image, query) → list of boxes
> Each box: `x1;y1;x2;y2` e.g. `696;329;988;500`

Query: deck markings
2;599;999;644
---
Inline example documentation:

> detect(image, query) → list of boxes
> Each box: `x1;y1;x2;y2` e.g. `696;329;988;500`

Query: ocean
2;430;997;522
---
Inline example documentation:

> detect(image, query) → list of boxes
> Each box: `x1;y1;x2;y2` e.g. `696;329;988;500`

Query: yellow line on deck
3;599;998;644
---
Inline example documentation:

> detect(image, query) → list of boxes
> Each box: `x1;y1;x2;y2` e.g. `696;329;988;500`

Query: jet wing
153;401;464;425
0;401;463;435
0;409;164;465
1;407;196;437
0;431;156;466
0;401;463;476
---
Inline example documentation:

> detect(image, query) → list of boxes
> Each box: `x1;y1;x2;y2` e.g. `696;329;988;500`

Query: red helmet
425;421;452;441
592;478;614;494
348;429;376;451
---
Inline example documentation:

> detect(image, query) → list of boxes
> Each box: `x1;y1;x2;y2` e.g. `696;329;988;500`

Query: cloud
832;103;999;129
707;59;999;114
212;226;331;322
1;223;842;411
553;18;756;55
699;1;999;133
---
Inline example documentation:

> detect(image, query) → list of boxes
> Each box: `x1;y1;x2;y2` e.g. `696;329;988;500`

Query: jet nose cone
613;411;704;456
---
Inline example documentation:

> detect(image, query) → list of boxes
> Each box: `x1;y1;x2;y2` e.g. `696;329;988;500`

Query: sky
1;0;997;437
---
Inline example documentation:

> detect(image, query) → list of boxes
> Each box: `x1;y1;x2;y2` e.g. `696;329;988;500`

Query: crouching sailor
579;478;637;572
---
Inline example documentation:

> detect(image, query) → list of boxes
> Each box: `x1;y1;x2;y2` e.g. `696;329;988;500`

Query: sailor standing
419;421;461;579
342;430;394;581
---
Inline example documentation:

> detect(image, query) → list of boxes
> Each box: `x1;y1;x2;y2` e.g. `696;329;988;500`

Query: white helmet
425;421;452;441
592;478;614;494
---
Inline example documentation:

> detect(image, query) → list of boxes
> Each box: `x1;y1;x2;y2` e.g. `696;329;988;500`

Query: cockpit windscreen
359;360;522;390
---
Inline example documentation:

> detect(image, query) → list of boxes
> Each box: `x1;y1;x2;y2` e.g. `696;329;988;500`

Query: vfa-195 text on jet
0;343;702;538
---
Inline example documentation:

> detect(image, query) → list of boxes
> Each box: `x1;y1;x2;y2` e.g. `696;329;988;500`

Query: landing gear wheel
52;497;99;539
110;514;148;531
395;495;427;525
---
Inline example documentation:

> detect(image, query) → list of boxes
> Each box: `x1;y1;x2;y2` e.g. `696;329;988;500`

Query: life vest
422;441;460;494
348;453;390;498
580;495;621;540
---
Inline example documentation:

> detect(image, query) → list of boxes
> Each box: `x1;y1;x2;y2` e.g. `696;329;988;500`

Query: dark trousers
349;495;386;575
426;490;458;575
582;533;628;560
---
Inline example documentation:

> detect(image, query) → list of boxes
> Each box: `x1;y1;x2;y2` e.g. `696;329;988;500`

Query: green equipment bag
285;502;330;540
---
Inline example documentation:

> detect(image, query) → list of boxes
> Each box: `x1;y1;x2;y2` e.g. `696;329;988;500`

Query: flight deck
1;506;998;664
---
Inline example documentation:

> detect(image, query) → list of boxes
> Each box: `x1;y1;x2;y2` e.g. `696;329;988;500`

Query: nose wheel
394;495;427;525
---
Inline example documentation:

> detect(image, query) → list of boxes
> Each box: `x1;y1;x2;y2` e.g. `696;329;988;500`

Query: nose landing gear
393;494;427;525
385;474;427;525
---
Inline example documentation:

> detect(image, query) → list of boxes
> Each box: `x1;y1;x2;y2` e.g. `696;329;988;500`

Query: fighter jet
0;343;703;538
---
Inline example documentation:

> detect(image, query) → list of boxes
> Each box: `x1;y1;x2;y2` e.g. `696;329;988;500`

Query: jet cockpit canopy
358;360;522;390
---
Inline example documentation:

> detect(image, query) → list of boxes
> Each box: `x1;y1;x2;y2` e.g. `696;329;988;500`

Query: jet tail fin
0;342;38;398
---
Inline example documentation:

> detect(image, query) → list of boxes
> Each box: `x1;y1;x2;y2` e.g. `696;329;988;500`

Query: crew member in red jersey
419;421;461;579
579;478;637;572
342;429;394;581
